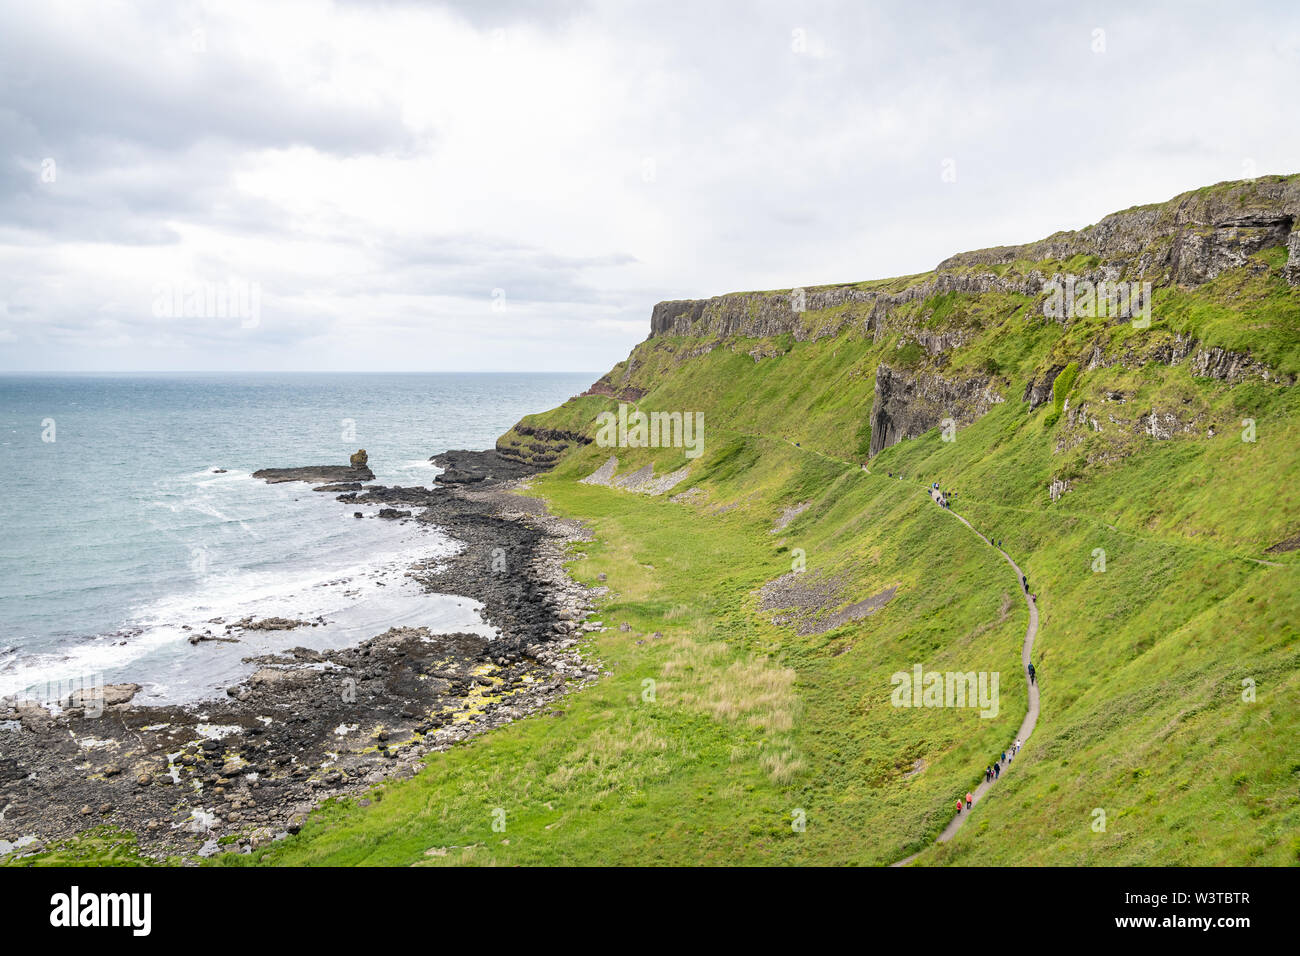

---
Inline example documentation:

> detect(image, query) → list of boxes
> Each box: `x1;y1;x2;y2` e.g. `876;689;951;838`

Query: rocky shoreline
0;451;603;861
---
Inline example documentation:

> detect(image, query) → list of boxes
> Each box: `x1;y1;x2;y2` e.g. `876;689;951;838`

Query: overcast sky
1;0;1297;372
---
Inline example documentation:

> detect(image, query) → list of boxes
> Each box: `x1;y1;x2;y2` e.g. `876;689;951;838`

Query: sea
0;372;592;705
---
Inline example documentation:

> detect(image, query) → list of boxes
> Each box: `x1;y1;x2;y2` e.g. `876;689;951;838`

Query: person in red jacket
955;798;963;814
965;791;973;810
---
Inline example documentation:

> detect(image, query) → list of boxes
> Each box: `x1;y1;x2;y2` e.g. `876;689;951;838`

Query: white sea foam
0;507;492;702
0;372;595;707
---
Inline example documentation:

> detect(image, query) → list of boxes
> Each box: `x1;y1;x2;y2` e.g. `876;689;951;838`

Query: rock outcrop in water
252;462;374;484
0;449;602;860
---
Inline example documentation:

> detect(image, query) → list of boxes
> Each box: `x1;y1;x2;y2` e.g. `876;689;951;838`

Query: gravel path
891;491;1040;866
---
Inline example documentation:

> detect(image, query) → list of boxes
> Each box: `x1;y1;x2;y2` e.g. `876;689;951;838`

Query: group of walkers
878;473;960;511
928;481;953;509
956;739;1023;815
909;471;1040;821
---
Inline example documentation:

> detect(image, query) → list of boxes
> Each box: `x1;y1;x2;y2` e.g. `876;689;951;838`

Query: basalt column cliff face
867;366;1004;457
501;174;1300;473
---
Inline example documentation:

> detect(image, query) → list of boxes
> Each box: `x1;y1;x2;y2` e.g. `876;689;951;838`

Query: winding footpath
728;436;1046;864
891;489;1041;866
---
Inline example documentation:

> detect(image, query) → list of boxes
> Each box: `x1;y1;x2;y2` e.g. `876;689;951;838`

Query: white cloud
1;0;1297;370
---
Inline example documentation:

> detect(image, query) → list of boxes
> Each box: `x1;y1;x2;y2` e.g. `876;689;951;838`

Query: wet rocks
432;449;542;484
237;617;313;632
66;683;140;709
315;482;364;492
0;448;604;864
252;464;375;484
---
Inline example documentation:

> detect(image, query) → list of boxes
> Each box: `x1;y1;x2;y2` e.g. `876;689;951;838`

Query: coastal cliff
475;175;1300;867
505;174;1300;468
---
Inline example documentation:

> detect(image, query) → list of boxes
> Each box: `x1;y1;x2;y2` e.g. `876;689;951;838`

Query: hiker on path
1001;750;1006;763
1014;738;1021;754
1028;662;1036;685
985;766;993;783
994;761;1001;779
956;799;963;814
965;792;973;810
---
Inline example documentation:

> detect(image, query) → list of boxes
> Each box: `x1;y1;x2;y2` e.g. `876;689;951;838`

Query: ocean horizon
0;371;594;704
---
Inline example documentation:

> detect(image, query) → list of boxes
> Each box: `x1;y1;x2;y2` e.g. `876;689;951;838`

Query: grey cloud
1;0;1298;372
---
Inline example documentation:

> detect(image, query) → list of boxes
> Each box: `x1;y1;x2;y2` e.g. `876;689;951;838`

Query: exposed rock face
1165;220;1293;284
648;271;1047;342
580;381;647;402
1265;532;1300;554
1080;333;1291;386
577;455;691;496
500;176;1298;478
645;179;1300;349
1189;347;1293;384
579;355;650;404
939;177;1300;286
1286;230;1300;285
496;425;593;468
1138;407;1200;440
868;364;1004;456
350;449;368;468
1022;365;1066;410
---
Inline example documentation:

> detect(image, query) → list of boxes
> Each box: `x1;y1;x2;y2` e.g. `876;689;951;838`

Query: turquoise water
0;372;591;703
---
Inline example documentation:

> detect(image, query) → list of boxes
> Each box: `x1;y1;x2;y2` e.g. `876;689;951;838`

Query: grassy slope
28;182;1292;868
227;188;1300;866
224;440;1029;866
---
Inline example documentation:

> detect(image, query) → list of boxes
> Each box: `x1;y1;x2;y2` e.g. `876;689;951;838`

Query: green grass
226;181;1299;867
18;176;1298;867
213;433;1028;866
